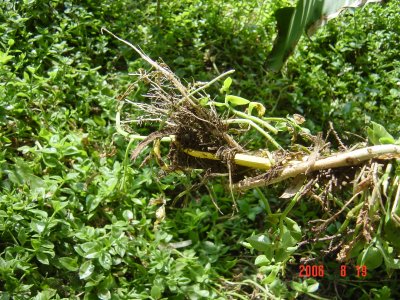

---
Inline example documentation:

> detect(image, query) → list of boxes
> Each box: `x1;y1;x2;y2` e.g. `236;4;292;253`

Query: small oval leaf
357;246;383;270
220;77;232;94
59;257;79;271
226;95;250;106
79;260;94;279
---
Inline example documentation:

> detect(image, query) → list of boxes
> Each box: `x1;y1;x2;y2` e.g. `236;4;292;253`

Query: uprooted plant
103;28;400;277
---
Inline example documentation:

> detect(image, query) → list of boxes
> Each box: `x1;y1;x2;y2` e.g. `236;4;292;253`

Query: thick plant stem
234;144;400;190
182;148;274;170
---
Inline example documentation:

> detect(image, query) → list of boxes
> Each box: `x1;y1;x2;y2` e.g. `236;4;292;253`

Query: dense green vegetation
1;0;399;299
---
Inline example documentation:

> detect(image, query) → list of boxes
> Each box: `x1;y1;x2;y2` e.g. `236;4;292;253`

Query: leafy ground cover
1;0;399;299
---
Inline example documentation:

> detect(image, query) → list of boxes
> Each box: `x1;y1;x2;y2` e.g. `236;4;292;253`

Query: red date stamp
299;264;325;277
298;264;368;278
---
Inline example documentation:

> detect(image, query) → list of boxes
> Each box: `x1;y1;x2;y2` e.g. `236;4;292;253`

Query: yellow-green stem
182;148;274;170
230;107;278;134
225;119;282;150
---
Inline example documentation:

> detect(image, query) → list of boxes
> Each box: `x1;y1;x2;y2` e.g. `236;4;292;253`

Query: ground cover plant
1;0;400;299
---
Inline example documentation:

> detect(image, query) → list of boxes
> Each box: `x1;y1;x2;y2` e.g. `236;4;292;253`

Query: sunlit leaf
261;265;280;284
79;260;94;279
225;95;250;106
30;220;46;234
255;254;271;266
36;252;49;265
357;246;383;270
367;121;395;145
59;257;79;271
151;285;162;300
267;0;383;71
99;252;112;270
0;51;13;64
247;234;272;252
98;288;111;300
220;77;232;94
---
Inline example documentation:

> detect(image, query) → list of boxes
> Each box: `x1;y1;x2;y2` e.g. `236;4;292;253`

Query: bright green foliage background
1;0;399;299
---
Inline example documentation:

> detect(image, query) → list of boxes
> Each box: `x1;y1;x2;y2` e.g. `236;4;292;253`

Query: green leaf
247;234;272;252
51;200;68;213
357;246;383;270
225;95;250;106
367;122;395;145
99;252;112;270
291;281;303;292
0;51;13;64
33;289;57;300
389;88;400;98
79;260;94;279
151;285;163;300
379;137;396;144
23;71;30;81
291;279;319;293
348;240;366;258
284;217;302;242
16;92;30;99
280;228;298;248
27;66;36;74
63;146;81;156
17;228;28;246
267;0;383;71
99;274;115;291
98;289;111;300
31;239;42;251
370;286;392;299
384;219;400;248
42;154;59;168
275;247;296;262
86;195;103;212
261;265;280;284
375;239;400;270
30;220;46;234
93;115;106;126
255;255;271;266
41;240;54;250
80;241;102;259
199;97;209;106
59;257;79;271
36;252;49;265
306;279;319;293
220;77;232;94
